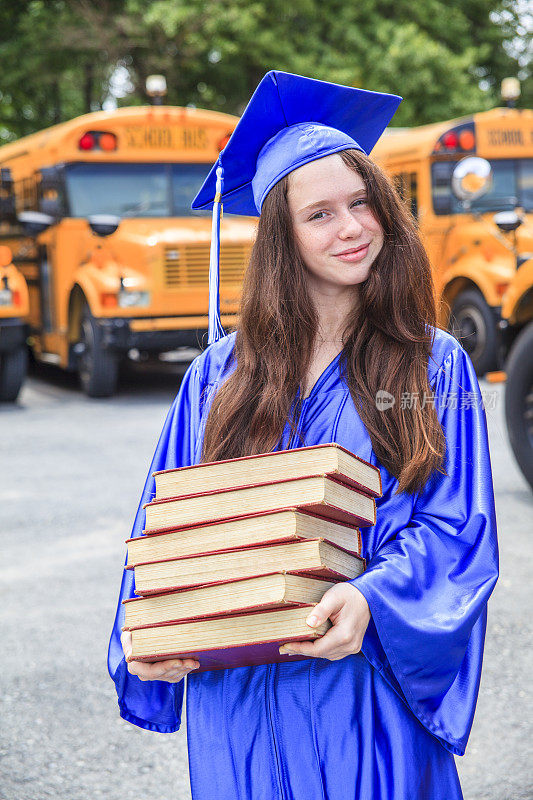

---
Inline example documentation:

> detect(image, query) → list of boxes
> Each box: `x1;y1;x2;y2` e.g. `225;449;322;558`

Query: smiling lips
334;243;371;261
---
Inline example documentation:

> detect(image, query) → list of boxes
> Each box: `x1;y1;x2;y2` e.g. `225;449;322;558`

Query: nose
337;207;364;240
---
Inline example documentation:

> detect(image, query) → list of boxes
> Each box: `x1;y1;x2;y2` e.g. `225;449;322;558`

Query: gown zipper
267;390;309;798
289;351;341;449
288;389;305;450
266;358;339;797
266;663;286;799
266;389;306;799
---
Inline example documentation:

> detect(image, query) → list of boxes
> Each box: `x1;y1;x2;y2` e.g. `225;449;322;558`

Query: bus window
64;162;213;218
19;176;38;212
431;158;533;214
392;171;418;221
409;172;418;220
392;173;405;201
519;159;533;210
171;164;212;216
431;162;454;214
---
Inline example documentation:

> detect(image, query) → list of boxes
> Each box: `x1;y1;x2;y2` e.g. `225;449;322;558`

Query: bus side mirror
87;214;121;237
18;210;56;235
451;157;492;205
0;168;16;223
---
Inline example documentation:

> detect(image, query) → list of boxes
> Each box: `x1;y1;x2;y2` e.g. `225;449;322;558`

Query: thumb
121;630;133;659
305;588;343;627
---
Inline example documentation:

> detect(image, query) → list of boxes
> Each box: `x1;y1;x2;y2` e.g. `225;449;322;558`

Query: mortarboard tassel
207;160;226;345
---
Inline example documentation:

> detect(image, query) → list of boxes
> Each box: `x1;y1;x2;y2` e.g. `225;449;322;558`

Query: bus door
11;166;64;362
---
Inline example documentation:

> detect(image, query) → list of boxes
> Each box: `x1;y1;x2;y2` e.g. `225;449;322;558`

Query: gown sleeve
349;344;499;756
107;357;205;733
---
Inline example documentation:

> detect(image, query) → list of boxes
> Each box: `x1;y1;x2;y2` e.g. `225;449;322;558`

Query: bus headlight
118;290;151;308
0;288;13;306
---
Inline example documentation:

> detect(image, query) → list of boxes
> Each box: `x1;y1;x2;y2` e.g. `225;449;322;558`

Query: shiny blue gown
108;326;499;799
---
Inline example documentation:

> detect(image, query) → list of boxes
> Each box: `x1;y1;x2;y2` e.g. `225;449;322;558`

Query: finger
128;658;184;679
181;658;201;670
129;657;201;680
305;588;345;628
121;630;133;658
163;661;200;678
151;659;200;678
281;625;352;658
280;641;347;660
162;671;187;681
278;642;301;656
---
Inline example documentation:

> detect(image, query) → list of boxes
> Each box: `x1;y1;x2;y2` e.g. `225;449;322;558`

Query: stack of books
124;443;382;672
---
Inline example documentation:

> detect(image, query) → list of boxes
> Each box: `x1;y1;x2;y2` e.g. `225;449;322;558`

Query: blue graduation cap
192;70;402;344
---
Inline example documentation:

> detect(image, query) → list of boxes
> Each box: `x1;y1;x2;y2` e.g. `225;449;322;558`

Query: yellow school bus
501;252;533;490
0;244;29;401
0;105;256;396
371;106;533;375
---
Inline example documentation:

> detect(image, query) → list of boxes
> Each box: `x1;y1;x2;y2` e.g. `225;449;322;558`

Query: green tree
0;0;530;142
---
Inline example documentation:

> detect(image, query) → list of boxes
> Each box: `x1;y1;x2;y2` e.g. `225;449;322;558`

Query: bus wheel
0;346;28;402
505;321;533;492
449;289;498;376
78;305;119;398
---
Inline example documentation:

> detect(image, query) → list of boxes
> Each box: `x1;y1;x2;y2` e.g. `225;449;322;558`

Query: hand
121;630;200;683
279;583;370;661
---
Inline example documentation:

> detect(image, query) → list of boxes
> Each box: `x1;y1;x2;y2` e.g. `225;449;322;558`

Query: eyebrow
297;188;367;214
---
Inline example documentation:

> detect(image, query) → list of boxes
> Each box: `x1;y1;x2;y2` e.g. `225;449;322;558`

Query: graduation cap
191;70;402;344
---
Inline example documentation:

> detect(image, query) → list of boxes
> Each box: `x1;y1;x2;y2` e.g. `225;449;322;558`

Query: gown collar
300;350;344;401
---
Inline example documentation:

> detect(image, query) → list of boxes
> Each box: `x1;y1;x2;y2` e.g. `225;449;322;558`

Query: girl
109;71;498;800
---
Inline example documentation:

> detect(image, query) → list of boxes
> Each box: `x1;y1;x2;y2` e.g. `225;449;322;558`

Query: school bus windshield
432;157;533;214
64;161;213;217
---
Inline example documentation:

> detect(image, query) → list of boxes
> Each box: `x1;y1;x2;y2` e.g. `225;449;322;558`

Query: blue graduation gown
108;325;498;799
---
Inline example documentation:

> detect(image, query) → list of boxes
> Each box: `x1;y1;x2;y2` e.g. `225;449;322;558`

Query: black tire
504;321;533;491
0;346;28;402
77;304;119;397
449;289;498;376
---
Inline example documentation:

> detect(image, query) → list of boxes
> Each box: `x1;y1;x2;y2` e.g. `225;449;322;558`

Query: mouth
334;244;371;256
333;243;371;262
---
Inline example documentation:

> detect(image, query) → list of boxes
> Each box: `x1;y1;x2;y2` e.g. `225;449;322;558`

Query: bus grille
164;244;249;288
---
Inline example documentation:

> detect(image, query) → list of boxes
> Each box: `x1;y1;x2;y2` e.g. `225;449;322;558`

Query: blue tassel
207;160;226;345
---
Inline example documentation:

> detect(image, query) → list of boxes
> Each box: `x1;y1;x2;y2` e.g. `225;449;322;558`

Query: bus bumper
0;318;28;353
96;317;212;353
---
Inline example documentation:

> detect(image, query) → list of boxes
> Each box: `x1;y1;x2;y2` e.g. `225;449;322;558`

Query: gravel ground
0;360;531;800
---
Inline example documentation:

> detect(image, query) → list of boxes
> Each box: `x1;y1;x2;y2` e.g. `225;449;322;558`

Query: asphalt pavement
1;358;531;800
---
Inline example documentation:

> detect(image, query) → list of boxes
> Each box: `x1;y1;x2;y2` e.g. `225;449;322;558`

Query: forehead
287;153;365;201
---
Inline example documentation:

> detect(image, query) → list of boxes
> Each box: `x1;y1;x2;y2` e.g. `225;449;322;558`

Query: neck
307;282;359;346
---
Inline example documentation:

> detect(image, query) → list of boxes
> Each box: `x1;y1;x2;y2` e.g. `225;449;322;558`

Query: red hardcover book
127;538;366;595
128;604;332;671
153;443;382;500
130;638;318;671
142;474;376;531
138;507;362;552
122;572;342;629
126;508;362;569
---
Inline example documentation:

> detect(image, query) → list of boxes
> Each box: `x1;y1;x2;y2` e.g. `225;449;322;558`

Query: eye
307;198;367;221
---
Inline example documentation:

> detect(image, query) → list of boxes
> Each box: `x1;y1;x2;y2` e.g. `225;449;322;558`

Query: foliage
0;0;530;141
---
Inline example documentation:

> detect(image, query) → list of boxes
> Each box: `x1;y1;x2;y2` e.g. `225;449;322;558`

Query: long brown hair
201;149;446;494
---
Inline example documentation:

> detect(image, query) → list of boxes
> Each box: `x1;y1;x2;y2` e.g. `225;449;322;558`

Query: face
287;153;384;296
